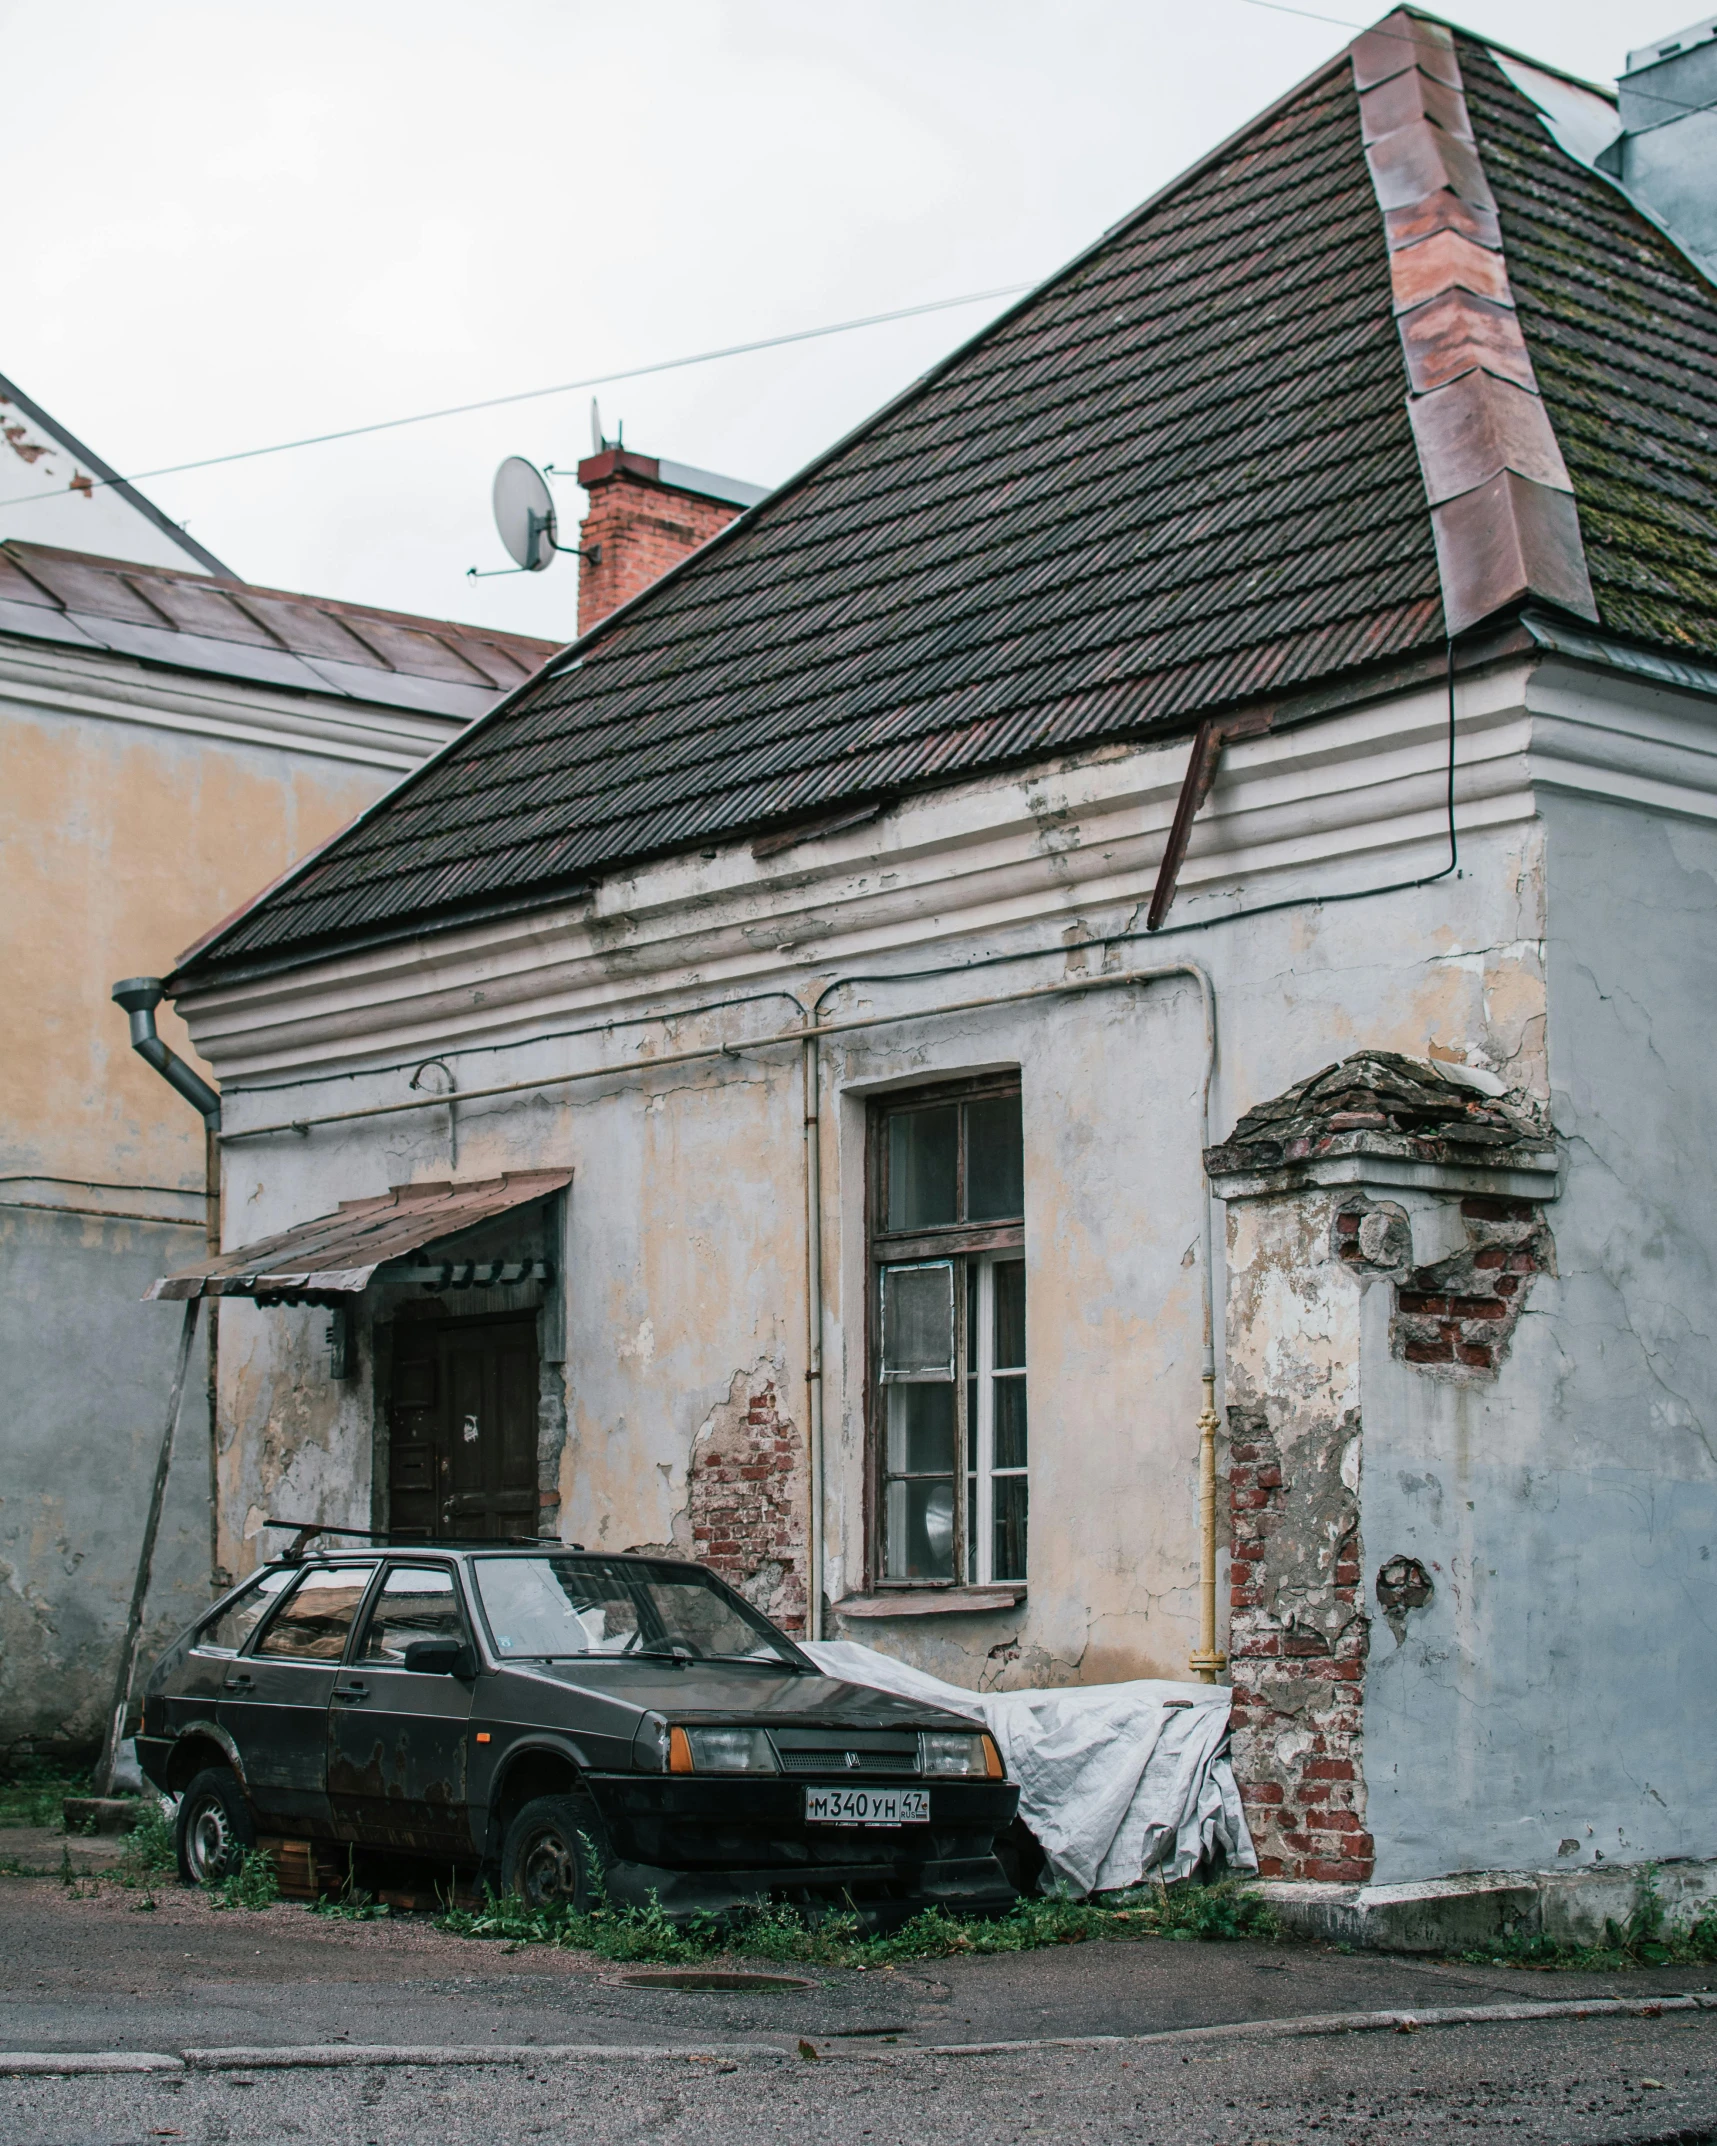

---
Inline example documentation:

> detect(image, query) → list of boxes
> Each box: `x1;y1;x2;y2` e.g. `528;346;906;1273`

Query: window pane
993;1259;1026;1368
886;1383;955;1476
360;1566;463;1663
885;1478;955;1580
994;1377;1028;1470
198;1568;292;1654
994;1475;1028;1582
967;1473;977;1585
881;1263;955;1377
965;1095;1023;1221
887;1105;958;1230
256;1565;373;1660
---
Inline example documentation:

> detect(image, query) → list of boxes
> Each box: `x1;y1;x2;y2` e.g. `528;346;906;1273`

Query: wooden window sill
832;1587;1025;1619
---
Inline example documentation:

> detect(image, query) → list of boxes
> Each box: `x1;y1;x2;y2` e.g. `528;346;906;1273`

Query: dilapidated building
143;12;1717;1921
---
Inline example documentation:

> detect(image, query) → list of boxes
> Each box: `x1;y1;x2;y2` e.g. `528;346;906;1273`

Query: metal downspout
802;1030;826;1641
102;979;223;1793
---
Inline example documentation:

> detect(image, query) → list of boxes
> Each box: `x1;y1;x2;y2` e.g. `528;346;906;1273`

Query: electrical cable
220;645;1462;1107
1233;0;1704;122
0;284;1031;517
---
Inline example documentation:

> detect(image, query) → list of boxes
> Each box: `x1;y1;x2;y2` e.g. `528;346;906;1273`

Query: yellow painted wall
1;703;394;1191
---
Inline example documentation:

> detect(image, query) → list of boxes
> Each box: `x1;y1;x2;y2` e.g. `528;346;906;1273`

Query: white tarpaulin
804;1640;1256;1897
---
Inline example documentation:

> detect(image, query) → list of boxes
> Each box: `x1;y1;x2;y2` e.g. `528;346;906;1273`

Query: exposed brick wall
1334;1194;1553;1377
1227;1405;1374;1884
687;1378;807;1634
575;449;744;634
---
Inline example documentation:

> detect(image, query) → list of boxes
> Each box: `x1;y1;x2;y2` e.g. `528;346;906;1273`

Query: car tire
500;1792;613;1913
175;1766;257;1887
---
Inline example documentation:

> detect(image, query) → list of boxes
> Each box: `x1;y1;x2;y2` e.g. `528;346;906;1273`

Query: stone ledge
832;1587;1025;1619
1257;1857;1717;1952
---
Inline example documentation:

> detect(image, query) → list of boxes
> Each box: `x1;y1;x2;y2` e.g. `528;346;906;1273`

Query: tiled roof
0;541;557;721
1460;47;1717;659
179;18;1717;979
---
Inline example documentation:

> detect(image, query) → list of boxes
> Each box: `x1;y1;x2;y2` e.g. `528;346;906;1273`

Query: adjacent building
0;389;561;1755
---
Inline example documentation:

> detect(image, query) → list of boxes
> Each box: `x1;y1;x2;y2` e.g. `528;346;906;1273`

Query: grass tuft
208;1847;281;1913
1457;1867;1717;1973
438;1875;1278;1969
0;1760;92;1829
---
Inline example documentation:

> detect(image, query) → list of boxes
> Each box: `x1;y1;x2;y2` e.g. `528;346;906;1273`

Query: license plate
804;1785;930;1827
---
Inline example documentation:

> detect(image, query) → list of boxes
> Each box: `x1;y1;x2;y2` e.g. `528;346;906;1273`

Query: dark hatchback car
137;1541;1020;1923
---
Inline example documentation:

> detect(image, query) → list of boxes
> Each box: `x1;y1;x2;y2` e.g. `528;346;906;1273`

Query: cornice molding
172;652;1711;1088
0;635;460;770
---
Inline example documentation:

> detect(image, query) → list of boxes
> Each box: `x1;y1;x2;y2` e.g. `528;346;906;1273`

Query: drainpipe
802;1029;825;1641
113;979;223;1128
100;980;223;1794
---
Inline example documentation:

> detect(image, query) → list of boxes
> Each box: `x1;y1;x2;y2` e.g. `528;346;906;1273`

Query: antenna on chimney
590;398;606;454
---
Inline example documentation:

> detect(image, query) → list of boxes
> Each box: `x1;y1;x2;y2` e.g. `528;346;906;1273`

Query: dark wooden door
387;1314;539;1541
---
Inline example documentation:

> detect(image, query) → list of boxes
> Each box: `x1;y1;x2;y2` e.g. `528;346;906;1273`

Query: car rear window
472;1557;801;1666
254;1564;376;1660
196;1567;294;1655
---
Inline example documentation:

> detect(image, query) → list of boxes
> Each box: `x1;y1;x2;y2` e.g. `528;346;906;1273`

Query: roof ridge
1351;6;1597;634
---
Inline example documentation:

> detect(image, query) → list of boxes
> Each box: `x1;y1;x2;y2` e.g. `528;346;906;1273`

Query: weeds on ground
208;1848;280;1912
1457;1866;1717;1973
438;1872;1277;1969
117;1801;177;1886
0;1760;91;1828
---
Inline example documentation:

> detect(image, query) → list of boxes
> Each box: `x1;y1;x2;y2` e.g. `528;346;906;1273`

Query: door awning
145;1171;571;1304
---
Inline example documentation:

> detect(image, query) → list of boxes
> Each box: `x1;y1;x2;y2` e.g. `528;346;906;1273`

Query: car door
218;1562;377;1831
327;1561;476;1853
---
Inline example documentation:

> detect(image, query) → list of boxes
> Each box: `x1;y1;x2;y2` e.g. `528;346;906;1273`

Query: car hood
493;1661;974;1730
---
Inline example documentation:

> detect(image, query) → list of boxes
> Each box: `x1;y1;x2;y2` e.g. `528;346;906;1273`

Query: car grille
773;1735;920;1776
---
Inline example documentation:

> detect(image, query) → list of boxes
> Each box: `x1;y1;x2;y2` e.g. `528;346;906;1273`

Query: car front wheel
175;1766;257;1887
501;1792;612;1913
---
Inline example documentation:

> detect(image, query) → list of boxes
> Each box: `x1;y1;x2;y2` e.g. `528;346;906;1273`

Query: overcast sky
0;0;1656;643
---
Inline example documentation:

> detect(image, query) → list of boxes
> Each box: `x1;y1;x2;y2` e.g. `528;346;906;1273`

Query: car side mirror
402;1638;476;1678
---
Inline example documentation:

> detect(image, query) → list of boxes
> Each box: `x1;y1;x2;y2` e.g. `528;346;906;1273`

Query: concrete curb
4;1995;1711;2076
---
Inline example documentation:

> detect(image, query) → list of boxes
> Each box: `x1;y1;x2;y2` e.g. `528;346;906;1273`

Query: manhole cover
617;1970;814;1992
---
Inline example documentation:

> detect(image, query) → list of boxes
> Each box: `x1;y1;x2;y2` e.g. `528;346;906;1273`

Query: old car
136;1533;1020;1923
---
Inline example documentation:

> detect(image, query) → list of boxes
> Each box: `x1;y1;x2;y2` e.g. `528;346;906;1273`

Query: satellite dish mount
468;456;599;579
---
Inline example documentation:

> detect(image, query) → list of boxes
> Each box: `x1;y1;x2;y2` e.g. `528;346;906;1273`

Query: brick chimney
574;449;767;635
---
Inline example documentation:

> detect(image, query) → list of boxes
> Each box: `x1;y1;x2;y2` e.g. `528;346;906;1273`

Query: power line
1234;0;1704;120
0;282;1031;515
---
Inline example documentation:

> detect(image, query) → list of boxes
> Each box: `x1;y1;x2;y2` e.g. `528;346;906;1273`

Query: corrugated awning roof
145;1171;570;1303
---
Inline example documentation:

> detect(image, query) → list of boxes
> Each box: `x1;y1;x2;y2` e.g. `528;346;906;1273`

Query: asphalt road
4;1866;1716;2143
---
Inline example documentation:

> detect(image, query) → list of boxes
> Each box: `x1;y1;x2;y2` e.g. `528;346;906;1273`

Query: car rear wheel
501;1792;612;1913
175;1766;256;1887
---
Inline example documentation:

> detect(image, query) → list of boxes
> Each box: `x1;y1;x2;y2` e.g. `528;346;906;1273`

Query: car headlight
671;1726;778;1774
918;1730;1004;1778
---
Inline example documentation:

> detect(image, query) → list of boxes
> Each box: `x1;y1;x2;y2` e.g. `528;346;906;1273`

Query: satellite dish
492;456;557;572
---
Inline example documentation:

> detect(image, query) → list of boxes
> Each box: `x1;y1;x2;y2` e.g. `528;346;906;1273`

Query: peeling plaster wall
0;1209;212;1755
1360;788;1717;1882
202;795;1551;1703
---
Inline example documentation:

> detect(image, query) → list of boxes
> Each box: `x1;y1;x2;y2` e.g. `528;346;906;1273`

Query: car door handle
333;1680;368;1702
223;1673;253;1691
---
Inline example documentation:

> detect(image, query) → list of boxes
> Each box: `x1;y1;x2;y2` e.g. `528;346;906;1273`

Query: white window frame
966;1253;1027;1586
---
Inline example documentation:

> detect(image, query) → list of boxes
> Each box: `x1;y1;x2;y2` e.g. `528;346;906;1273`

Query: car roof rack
263;1519;582;1562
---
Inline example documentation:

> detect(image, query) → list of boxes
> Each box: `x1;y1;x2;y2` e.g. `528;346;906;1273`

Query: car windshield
472;1556;803;1667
